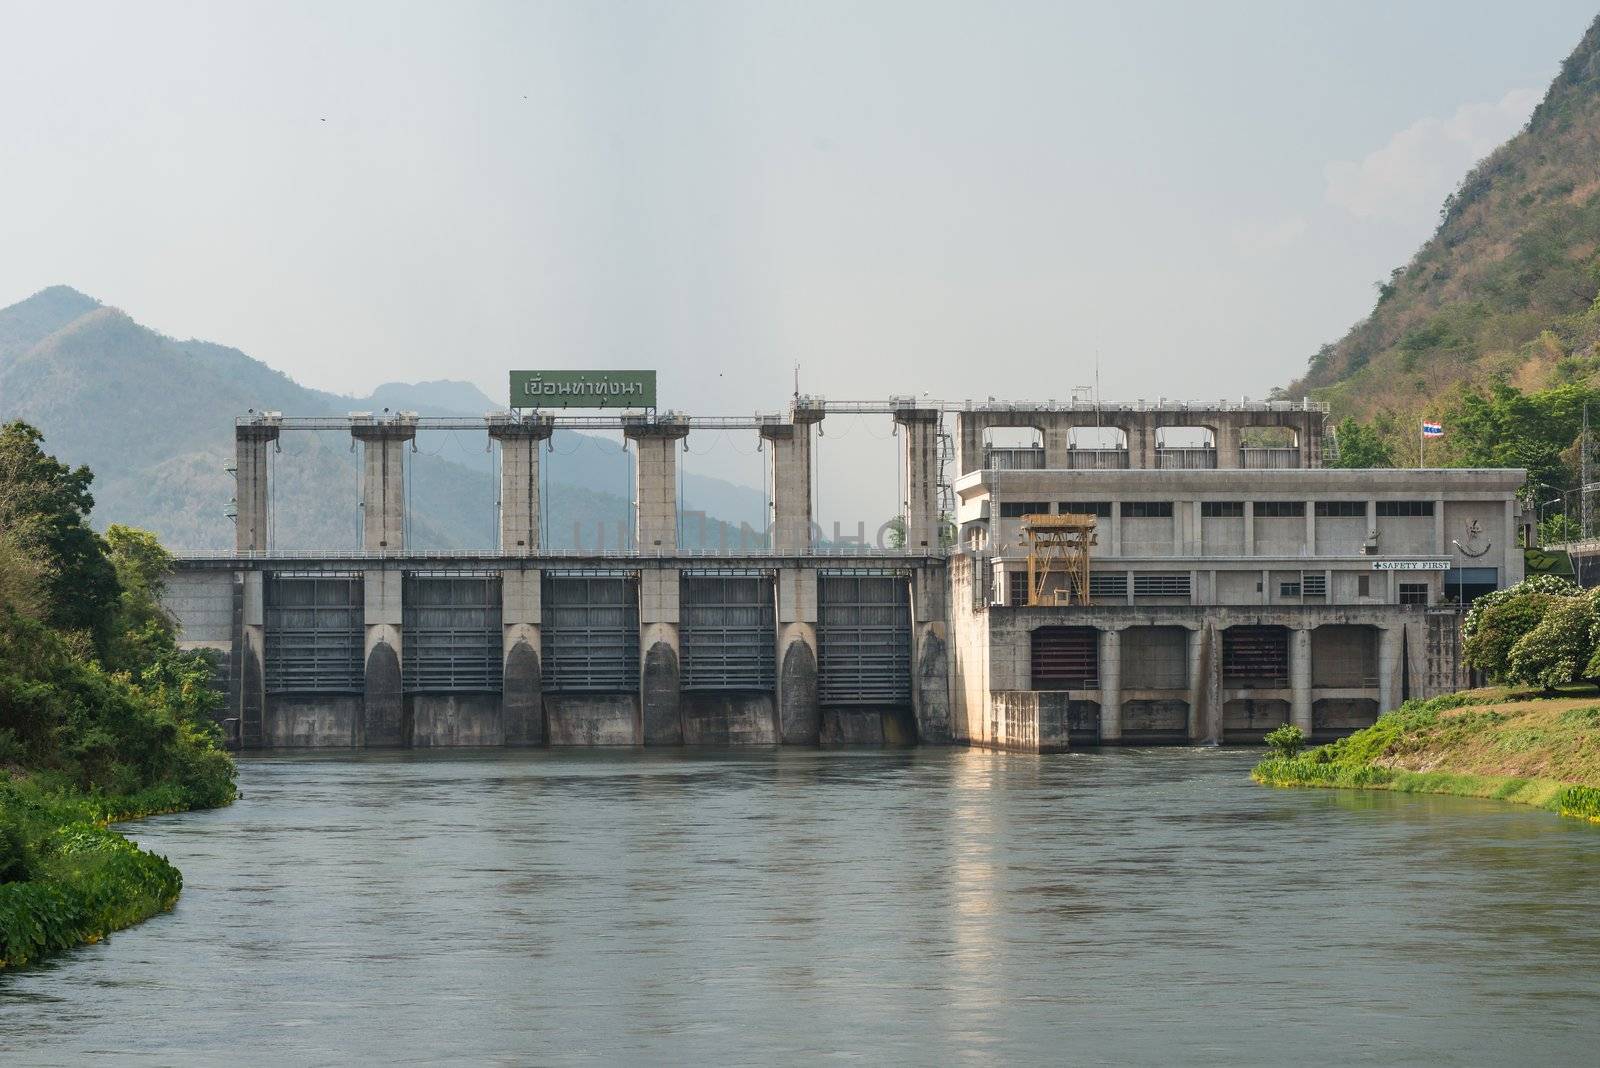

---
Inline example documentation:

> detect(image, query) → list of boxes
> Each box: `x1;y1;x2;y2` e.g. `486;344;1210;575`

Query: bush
1463;575;1580;641
1508;595;1598;690
1463;591;1562;679
1264;724;1305;758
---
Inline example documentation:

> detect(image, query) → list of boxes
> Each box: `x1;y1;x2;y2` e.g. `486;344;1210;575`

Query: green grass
1253;691;1600;824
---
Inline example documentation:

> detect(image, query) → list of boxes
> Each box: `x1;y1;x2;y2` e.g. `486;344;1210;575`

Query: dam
163;390;1528;751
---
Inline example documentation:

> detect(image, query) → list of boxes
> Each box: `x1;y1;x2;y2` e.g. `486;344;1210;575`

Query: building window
1201;501;1244;518
999;501;1050;519
1121;501;1174;518
1358;575;1371;597
1059;501;1113;518
1399;582;1429;605
1280;582;1301;598
1315;501;1366;517
1376;500;1435;517
1089;571;1128;599
1253;501;1306;518
1008;570;1029;605
1134;573;1191;598
1302;573;1328;597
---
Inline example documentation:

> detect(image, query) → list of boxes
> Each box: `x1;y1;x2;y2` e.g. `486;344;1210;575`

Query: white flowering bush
1462;575;1581;641
1507;596;1597;691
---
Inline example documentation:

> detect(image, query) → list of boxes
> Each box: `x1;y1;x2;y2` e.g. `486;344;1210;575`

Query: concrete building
165;398;1526;752
948;400;1524;751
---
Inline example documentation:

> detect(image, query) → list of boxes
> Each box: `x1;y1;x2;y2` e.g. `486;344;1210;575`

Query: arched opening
982;426;1044;470
1240;426;1302;469
1066;426;1129;469
1155;426;1217;470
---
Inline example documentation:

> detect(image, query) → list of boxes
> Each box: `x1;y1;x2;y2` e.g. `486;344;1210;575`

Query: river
2;748;1598;1065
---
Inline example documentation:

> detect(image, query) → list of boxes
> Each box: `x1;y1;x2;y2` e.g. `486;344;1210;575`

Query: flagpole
1418;418;1423;469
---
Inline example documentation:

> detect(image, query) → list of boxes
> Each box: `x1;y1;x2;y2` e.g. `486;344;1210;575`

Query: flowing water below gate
2;748;1599;1065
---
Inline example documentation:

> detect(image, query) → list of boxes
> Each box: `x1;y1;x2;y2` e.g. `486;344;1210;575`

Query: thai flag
1422;420;1444;438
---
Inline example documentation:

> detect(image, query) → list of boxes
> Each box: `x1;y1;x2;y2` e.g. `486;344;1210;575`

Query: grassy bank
1253;690;1600;824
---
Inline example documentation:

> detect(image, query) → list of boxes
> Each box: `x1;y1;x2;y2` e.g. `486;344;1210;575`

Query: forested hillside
1290;15;1600;443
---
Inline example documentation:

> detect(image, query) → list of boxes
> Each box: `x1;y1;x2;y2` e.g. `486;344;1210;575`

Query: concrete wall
682;693;778;745
544;694;640;745
410;694;504;746
265;695;361;747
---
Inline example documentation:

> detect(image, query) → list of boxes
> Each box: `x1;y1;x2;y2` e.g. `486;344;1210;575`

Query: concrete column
1098;626;1122;742
910;566;951;743
1110;500;1123;556
488;417;553;553
1186;623;1221;744
762;414;822;552
776;568;819;743
502;568;542;745
234;420;280;552
1434;496;1447;554
956;414;985;477
626;419;690;552
363;567;405;746
240;570;265;748
896;408;943;552
1244;501;1255;555
1214;420;1240;469
1305;500;1316;555
1377;625;1398;713
1290;627;1313;737
352;415;418;551
639;568;682;744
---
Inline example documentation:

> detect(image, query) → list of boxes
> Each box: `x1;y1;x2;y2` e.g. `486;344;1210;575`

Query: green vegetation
1263;724;1305;758
0;420;234;969
1456;575;1600;690
1253;690;1600;824
1289;16;1600;479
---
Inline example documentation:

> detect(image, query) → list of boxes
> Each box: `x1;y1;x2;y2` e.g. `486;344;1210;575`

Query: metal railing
984;447;1046;470
1066;448;1129;470
1240;447;1302;469
1156;447;1217;470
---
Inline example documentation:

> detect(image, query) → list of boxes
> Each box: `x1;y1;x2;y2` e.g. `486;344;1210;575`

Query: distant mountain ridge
1287;15;1600;430
0;287;763;549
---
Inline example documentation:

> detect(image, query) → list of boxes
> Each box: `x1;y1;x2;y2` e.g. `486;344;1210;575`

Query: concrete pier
625;419;690;551
639;569;682;745
1290;627;1313;736
352;415;417;551
234;420;280;552
776;568;819;743
489;416;553;553
502;568;542;746
1098;627;1122;741
363;567;405;745
896;407;942;551
762;413;821;552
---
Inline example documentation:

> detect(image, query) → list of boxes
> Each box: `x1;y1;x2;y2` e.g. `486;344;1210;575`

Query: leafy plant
1263;724;1305;758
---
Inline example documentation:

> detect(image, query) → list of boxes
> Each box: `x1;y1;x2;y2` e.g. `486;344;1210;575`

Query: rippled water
2;748;1598;1065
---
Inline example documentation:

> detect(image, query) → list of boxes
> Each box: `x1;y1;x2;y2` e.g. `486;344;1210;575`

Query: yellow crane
1020;513;1097;606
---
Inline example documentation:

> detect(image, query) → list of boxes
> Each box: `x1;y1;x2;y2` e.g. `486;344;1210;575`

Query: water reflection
0;748;1597;1065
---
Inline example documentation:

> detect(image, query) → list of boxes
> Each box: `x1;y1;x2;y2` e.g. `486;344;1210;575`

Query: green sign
510;370;657;409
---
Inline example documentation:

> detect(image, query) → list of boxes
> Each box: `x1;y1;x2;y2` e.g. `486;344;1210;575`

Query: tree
0;421;118;646
1507;596;1597;690
1329;418;1394;468
103;524;178;675
1463;591;1561;679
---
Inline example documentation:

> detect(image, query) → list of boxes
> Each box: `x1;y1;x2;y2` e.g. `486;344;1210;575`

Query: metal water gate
817;573;911;705
541;573;639;692
680;573;776;691
402;575;503;692
263;574;364;694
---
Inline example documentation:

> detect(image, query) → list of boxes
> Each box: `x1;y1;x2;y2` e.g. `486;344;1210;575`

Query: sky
1;0;1595;524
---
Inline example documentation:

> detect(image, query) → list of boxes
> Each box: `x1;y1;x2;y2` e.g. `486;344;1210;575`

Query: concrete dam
164;394;1528;752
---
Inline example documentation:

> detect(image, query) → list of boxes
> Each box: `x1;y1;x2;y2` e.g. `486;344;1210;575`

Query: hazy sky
1;1;1595;521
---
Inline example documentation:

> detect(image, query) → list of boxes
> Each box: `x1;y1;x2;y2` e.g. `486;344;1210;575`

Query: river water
2;748;1598;1065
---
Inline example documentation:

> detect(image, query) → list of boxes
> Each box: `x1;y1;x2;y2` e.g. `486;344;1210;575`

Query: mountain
0;288;763;550
1287;15;1600;426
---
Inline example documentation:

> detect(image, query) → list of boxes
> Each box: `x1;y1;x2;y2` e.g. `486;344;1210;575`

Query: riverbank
1253;689;1600;823
0;777;203;968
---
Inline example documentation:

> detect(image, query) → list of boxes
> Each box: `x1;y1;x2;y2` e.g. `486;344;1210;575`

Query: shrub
1508;595;1598;690
1462;575;1581;641
1264;724;1305;758
1463;591;1562;679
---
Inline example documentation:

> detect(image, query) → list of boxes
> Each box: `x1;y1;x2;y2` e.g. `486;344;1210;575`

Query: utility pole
1574;406;1587;546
